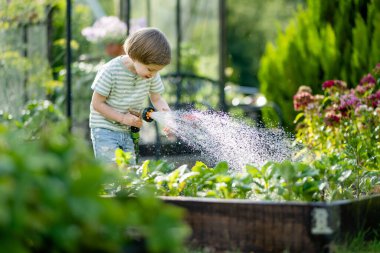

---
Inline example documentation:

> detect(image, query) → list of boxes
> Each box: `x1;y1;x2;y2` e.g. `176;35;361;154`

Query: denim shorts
90;128;135;165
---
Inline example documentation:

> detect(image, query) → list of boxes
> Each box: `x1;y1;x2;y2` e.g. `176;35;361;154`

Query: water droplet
151;110;297;171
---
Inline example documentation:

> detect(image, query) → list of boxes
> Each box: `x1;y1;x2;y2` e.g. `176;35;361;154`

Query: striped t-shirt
89;56;164;132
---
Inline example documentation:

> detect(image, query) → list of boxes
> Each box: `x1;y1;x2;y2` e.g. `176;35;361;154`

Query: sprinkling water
150;110;297;171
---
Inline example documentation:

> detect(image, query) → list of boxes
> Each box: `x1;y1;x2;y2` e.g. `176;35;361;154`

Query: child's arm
149;92;171;112
92;91;142;128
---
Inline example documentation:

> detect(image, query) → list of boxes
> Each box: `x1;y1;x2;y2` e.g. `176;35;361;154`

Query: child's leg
91;128;126;164
119;131;136;165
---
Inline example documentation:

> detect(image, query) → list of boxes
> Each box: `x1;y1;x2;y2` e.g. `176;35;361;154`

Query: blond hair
123;28;171;66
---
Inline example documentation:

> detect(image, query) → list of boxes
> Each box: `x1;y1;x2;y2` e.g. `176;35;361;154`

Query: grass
332;231;380;253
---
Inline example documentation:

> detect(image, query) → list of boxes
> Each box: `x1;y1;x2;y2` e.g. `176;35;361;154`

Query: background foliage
226;0;304;87
0;113;189;252
259;0;380;129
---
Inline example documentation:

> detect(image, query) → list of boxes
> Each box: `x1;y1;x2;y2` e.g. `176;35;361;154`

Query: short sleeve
91;67;113;97
149;73;165;94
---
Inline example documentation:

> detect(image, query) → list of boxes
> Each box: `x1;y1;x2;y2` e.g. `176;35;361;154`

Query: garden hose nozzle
142;107;155;122
128;107;156;164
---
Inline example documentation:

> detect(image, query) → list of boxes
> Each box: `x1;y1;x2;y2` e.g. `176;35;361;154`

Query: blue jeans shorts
90;128;135;165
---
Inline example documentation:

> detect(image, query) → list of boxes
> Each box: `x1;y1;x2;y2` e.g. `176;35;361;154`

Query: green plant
116;158;254;199
293;64;380;199
0;123;189;253
0;99;66;138
259;0;380;129
115;149;380;201
332;230;380;253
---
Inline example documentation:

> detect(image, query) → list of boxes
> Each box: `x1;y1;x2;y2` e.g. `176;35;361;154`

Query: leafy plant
0;99;66;138
116;158;254;199
0;123;189;253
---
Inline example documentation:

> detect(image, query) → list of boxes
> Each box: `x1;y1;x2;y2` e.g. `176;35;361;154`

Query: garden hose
128;107;156;164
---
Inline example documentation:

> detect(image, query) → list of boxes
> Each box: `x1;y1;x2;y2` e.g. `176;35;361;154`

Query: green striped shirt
89;56;164;132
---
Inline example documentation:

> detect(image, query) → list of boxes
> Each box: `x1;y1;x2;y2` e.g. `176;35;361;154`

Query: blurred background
1;0;379;161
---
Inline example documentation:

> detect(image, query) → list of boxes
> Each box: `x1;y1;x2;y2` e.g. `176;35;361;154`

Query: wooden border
161;195;380;253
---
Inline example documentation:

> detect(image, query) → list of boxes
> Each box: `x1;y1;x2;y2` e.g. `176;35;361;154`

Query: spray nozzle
128;107;156;122
142;107;155;122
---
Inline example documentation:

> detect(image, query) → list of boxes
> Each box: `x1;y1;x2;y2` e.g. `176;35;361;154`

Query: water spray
129;107;156;164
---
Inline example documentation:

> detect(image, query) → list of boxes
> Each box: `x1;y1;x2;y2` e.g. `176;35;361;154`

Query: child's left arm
149;92;171;112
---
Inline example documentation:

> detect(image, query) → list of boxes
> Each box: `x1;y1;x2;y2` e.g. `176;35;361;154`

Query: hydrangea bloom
81;16;127;44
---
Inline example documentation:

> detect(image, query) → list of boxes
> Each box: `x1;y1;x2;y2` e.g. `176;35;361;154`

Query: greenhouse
1;0;380;252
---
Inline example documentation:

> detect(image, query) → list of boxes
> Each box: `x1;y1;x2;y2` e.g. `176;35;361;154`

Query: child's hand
121;113;143;128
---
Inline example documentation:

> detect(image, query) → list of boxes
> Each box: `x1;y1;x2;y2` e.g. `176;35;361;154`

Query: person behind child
89;27;171;165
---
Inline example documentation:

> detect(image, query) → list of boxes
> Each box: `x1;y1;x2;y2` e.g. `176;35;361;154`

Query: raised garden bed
161;195;380;253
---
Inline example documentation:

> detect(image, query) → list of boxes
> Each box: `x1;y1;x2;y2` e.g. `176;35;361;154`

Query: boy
90;28;171;164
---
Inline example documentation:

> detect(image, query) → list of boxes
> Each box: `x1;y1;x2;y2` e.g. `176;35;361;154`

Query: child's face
133;60;164;79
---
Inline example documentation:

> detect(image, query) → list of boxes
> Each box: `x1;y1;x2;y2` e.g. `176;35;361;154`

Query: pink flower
293;91;315;111
356;85;369;94
324;111;341;126
368;90;380;108
359;74;376;86
338;92;361;116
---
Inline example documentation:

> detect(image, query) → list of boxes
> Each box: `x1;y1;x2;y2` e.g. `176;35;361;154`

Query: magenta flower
359;74;376;86
368;90;380;108
322;80;335;89
324;111;341;126
322;80;347;90
338;92;361;116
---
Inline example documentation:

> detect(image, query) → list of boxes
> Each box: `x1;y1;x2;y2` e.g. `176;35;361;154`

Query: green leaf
191;161;207;172
338;170;352;182
214;161;229;174
293;112;304;124
179;172;199;183
246;165;262;178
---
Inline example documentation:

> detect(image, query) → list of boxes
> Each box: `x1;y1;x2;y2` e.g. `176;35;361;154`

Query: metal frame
66;0;72;130
120;0;227;111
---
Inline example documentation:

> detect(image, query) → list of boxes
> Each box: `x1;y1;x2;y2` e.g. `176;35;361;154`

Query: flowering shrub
294;64;380;197
81;16;127;44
